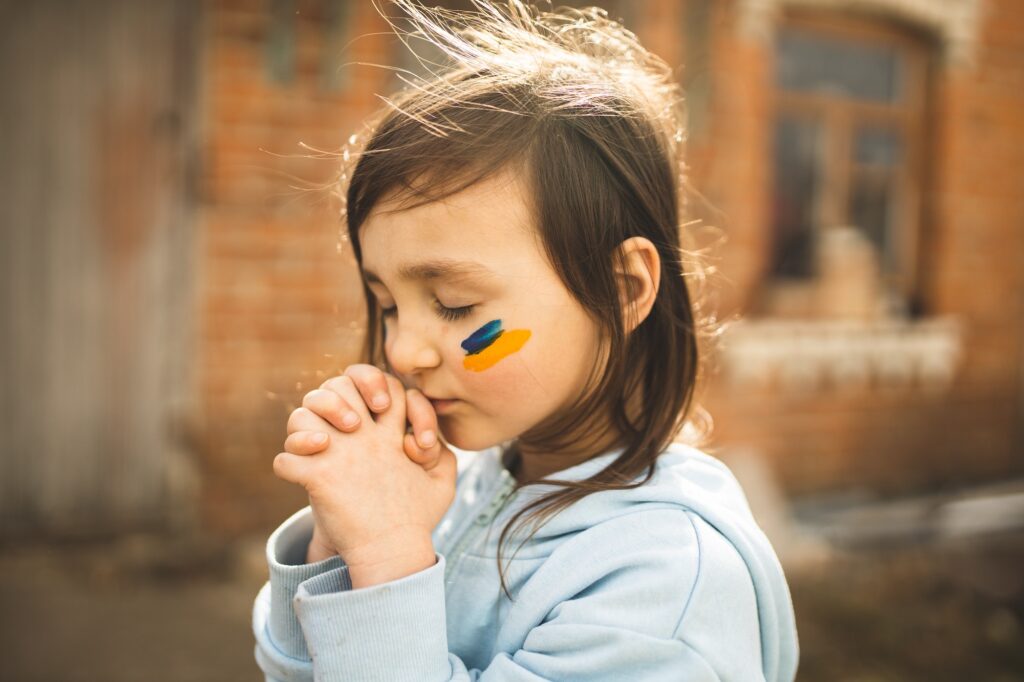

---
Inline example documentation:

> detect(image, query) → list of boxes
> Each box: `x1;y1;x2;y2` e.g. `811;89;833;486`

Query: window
768;12;933;314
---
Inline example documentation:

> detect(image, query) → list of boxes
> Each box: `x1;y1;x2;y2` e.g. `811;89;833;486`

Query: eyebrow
362;258;496;286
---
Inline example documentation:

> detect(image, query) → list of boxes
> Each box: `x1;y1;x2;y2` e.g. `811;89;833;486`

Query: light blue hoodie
252;441;800;681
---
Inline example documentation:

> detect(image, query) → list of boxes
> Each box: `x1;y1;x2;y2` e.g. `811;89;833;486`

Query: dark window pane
771;116;822;279
854;126;901;166
850;126;902;273
848;171;895;273
776;28;902;103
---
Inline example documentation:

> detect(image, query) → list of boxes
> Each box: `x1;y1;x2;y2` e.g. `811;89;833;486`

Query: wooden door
0;0;199;536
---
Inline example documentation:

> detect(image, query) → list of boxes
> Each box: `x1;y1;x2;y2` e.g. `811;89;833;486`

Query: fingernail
372;394;389;410
419;430;436;448
341;412;359;428
312;433;328;445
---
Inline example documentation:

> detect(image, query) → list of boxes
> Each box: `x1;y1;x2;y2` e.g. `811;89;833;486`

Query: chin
440;417;506;453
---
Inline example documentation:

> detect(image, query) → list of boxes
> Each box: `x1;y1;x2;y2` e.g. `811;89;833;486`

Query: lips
427;397;460;414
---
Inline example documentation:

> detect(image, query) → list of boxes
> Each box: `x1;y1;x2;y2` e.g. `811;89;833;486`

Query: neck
506;370;644;484
504;426;624;484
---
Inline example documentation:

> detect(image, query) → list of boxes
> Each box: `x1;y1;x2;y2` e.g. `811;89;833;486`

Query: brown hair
339;0;721;599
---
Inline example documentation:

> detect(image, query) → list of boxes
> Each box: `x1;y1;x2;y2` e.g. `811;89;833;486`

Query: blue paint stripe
461;319;503;355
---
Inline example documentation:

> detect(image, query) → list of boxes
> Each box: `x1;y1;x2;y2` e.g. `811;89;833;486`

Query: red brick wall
930;0;1024;394
684;0;775;320
197;0;395;533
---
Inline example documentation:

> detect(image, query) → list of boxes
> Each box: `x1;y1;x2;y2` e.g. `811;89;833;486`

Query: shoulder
528;507;756;635
502;446;796;679
568;507;754;587
508;506;766;678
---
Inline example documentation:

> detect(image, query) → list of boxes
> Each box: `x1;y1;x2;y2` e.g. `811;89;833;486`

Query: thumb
403;431;450;472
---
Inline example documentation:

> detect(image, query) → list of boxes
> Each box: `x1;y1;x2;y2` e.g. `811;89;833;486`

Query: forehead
363;257;496;287
358;170;540;281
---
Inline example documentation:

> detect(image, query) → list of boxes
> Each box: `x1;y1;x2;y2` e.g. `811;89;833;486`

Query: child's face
358;168;604;452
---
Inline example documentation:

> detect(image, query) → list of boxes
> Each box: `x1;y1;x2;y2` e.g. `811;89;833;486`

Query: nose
384;317;442;376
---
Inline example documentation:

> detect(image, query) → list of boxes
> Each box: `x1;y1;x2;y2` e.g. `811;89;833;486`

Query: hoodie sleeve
272;508;775;681
252;451;487;682
252;506;347;682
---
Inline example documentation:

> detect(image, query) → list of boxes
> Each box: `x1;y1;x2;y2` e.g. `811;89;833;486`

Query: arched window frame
765;8;937;316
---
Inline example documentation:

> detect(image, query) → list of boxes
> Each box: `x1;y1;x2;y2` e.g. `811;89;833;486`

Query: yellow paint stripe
462;329;531;372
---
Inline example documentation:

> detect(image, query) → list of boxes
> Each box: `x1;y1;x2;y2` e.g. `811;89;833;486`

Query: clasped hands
274;364;458;587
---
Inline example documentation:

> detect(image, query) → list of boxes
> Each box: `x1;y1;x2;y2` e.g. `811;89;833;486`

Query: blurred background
1;0;1022;679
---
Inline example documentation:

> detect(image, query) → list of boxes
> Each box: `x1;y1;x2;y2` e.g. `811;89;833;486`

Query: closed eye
378;300;475;322
435;300;474;322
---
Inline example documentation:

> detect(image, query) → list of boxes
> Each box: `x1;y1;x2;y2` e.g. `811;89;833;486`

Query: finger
403;430;456;473
403;388;446;470
287;406;335;436
283;430;330;455
302;388;362;432
433;441;458;483
374;374;408;431
403;432;432;467
318;374;372;422
273;451;311;486
342;363;394;414
402;431;444;471
404;388;439;451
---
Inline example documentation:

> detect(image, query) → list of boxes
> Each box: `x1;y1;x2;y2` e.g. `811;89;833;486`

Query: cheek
455;319;531;375
459;360;535;398
454;324;555;401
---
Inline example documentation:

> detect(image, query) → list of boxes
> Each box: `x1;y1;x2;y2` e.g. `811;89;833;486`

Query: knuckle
345;362;377;376
287;407;311;431
361;372;389;396
321;374;355;392
304;388;342;412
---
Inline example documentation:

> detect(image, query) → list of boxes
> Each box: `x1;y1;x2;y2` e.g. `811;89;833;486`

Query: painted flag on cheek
461;319;531;372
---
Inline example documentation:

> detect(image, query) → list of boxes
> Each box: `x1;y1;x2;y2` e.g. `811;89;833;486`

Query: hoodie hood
453;440;800;682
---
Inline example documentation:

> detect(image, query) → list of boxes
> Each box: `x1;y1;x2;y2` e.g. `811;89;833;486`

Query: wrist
344;529;436;589
306;527;337;564
305;540;336;564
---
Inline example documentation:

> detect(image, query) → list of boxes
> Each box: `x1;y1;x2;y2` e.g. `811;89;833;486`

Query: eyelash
379;299;475;322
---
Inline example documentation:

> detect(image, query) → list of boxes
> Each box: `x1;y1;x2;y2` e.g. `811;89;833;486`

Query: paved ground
788;535;1024;681
0;534;266;682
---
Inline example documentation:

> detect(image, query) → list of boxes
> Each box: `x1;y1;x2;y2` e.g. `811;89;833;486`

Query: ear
613;236;661;334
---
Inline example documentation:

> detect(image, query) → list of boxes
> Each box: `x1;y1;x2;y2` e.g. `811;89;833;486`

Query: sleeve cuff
293;551;452;680
267;506;346;660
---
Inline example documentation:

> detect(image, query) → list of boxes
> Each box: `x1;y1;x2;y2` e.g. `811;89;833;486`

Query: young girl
253;1;800;680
